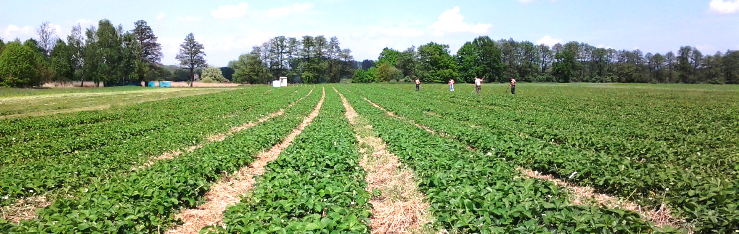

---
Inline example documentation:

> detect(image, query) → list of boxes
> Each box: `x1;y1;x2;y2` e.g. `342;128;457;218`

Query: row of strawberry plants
403;84;738;181
0;87;309;206
352;85;738;232
365;84;737;189
0;87;321;233
1;87;274;164
220;89;372;233
339;88;672;233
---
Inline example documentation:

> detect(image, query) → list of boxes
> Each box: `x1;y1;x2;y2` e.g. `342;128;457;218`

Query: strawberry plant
350;84;738;233
340;87;675;233
0;87;309;206
221;90;372;233
0;87;322;233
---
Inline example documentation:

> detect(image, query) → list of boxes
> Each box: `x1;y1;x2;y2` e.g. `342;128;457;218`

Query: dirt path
169;87;325;234
335;88;430;234
359;94;683;230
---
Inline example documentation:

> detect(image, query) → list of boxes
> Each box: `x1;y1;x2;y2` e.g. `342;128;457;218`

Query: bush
0;42;39;87
375;62;404;83
351;68;376;83
200;66;228;83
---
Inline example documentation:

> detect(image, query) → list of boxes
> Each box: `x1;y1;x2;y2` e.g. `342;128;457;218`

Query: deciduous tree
723;50;739;84
67;24;85;82
82;25;99;86
552;50;575;83
397;46;418;80
95;20;122;86
472;36;504;82
121;32;148;85
456;42;479;83
232;53;270;84
50;39;73;81
417;42;457;83
377;47;401;67
36;21;58;57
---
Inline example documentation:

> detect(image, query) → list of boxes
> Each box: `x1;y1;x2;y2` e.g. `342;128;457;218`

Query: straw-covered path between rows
169;87;325;234
360;95;683;229
0;89;315;224
334;88;431;234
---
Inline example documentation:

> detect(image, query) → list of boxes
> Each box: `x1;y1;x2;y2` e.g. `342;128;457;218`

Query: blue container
148;81;157;87
160;81;171;87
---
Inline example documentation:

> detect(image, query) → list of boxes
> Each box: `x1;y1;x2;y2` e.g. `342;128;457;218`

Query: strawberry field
1;83;737;233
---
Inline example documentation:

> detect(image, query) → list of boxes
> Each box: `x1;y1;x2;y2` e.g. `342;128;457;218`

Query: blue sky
2;0;738;66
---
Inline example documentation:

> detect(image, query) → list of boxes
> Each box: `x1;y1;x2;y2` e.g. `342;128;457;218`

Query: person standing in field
509;78;516;95
415;78;420;91
474;77;482;94
449;78;455;91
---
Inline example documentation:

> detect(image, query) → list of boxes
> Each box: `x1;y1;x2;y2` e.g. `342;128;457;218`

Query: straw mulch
169;88;325;234
519;168;686;230
337;88;431;234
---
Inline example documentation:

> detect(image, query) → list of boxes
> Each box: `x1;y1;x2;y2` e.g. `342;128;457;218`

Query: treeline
227;36;356;84
0;20;172;87
355;36;739;84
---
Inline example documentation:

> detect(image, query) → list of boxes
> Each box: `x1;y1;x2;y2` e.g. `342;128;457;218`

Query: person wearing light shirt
474;77;482;94
448;79;455;91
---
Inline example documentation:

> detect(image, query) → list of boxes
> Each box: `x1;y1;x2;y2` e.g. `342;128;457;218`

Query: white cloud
212;3;249;19
3;24;35;40
177;16;203;22
266;3;314;17
710;0;739;14
156;13;166;20
75;19;96;28
430;7;491;36
596;44;612;49
369;26;424;37
536;35;561;46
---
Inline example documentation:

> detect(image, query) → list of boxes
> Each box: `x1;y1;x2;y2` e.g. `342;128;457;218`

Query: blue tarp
160;81;171;87
148;81;157;87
